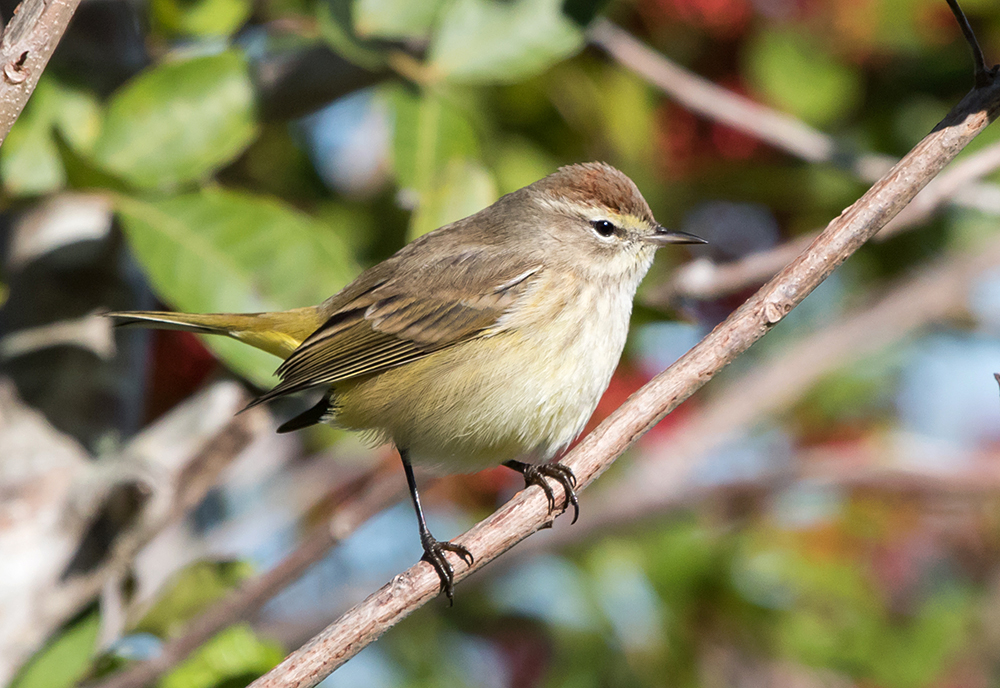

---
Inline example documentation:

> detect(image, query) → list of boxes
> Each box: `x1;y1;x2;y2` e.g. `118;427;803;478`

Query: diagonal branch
561;232;1000;544
246;31;1000;688
0;0;82;146
651;137;1000;302
591;19;1000;303
588;18;891;179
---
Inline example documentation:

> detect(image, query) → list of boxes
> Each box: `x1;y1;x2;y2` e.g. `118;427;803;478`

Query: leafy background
4;0;1000;686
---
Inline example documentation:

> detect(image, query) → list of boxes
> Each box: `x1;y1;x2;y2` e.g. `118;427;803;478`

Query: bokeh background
4;0;1000;685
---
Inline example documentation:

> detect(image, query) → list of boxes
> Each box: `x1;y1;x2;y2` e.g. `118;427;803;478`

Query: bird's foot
420;531;473;604
505;460;579;524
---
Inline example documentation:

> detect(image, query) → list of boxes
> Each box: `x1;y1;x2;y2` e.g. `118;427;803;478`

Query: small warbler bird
109;162;704;599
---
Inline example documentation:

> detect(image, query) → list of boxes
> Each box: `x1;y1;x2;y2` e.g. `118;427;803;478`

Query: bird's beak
645;225;708;246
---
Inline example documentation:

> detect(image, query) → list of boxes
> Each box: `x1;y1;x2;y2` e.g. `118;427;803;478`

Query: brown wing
247;249;541;406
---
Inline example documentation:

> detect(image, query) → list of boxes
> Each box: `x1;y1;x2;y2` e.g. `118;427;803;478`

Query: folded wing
247;250;541;406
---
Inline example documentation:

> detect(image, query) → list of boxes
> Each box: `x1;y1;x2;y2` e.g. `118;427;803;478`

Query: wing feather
247;252;541;407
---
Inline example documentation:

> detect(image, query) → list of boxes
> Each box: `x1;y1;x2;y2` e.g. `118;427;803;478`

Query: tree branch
247;34;1000;688
589;19;845;168
542;232;1000;546
0;0;82;146
591;20;1000;303
650;138;1000;303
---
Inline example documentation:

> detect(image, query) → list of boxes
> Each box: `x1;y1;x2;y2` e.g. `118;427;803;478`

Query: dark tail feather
106;311;227;335
276;395;333;433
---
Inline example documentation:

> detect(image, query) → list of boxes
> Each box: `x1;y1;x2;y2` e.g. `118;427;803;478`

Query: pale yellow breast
332;271;636;473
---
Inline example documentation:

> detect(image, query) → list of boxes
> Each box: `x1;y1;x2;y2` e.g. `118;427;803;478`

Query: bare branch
247;43;1000;688
588;18;892;179
551;233;1000;544
0;0;82;146
652;138;1000;302
878;138;1000;238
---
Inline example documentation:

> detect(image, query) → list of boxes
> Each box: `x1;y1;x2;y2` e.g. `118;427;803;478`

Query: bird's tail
106;307;326;359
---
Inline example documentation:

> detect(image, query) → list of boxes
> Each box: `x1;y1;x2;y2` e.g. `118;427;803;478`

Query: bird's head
522;162;706;280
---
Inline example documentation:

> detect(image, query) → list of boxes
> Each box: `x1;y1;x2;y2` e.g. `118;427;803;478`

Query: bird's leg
504;460;579;524
400;449;473;603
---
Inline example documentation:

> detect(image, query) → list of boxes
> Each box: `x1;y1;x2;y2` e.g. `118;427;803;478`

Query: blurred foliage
151;0;252;37
0;76;101;195
6;0;1000;685
94;51;258;190
115;188;358;385
159;626;284;688
744;29;863;127
426;0;583;83
9;611;100;688
135;561;254;638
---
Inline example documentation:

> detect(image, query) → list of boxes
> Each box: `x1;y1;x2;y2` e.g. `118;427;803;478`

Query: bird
108;162;705;600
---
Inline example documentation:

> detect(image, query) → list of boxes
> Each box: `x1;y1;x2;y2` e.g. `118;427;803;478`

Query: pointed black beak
645;225;708;247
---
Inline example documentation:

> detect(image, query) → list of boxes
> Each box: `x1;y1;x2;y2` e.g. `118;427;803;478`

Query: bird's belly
332;287;631;473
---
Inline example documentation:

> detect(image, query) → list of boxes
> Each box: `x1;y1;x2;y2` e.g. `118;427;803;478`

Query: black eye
591;220;616;237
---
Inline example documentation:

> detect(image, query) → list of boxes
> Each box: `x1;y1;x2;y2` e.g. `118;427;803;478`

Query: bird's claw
420;533;473;604
518;462;579;524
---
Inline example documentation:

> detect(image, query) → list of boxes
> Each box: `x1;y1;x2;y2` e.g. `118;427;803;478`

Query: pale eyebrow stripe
537;196;590;217
535;197;644;228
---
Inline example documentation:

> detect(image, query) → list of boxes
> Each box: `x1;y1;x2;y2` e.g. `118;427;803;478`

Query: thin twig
0;0;82;146
648;236;811;303
947;0;993;88
247;40;1000;688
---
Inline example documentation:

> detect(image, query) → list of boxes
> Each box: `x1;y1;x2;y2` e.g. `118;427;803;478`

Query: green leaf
3;82;57;195
316;0;387;70
428;0;583;83
354;0;444;39
389;87;492;238
11;611;101;688
135;561;253;639
93;51;258;189
151;0;253;37
493;136;556;195
870;590;973;688
1;102;64;196
159;625;283;688
115;188;359;385
55;131;134;192
561;0;612;26
408;158;497;239
600;70;656;166
50;80;102;155
744;29;862;127
0;76;102;197
389;86;479;191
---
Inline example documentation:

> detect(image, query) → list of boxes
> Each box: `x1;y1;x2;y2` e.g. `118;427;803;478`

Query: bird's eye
591;220;616;237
